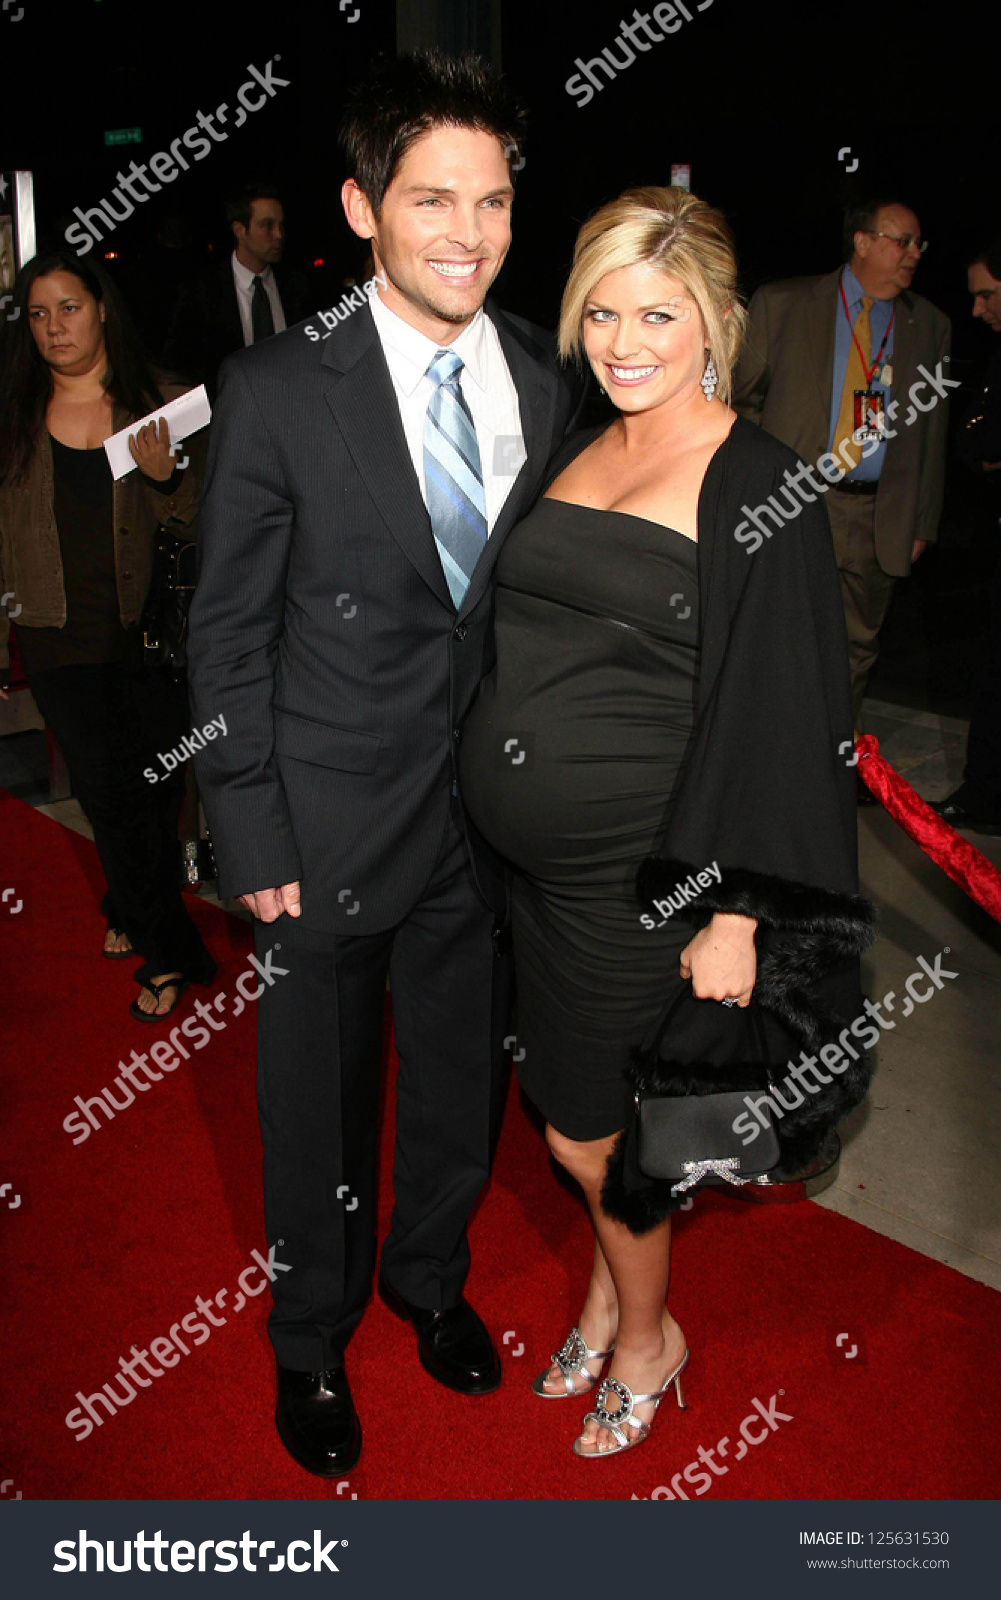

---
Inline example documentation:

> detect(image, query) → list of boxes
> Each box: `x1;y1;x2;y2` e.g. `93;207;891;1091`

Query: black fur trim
600;1116;838;1234
600;857;879;1233
626;1050;872;1141
637;857;877;1052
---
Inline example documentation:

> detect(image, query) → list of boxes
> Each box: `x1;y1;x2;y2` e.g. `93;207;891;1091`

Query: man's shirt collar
368;289;490;396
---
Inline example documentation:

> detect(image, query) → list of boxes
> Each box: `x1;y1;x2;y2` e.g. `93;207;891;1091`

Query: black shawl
537;414;877;1228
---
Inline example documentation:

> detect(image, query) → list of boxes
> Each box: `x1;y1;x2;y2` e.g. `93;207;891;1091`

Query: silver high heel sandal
573;1349;689;1456
531;1326;615;1398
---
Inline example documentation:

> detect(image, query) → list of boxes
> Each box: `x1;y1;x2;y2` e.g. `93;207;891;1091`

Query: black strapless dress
460;498;700;1140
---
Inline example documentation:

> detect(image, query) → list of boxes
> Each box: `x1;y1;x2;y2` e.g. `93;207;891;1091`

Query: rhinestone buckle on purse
670;1156;751;1195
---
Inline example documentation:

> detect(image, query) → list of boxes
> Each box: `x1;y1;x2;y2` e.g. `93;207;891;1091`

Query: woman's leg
547;1123;685;1453
28;663;213;1009
537;1233;618;1394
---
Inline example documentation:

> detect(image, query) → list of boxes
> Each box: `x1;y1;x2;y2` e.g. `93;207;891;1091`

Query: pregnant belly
460;670;691;883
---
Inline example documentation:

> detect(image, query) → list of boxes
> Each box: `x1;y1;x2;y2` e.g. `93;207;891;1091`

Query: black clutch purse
140;524;197;676
631;986;781;1195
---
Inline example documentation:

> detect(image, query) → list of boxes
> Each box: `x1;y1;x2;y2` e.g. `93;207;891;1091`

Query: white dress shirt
368;289;525;534
231;250;286;346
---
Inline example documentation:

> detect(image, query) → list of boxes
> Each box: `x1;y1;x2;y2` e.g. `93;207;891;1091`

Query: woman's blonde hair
558;186;747;405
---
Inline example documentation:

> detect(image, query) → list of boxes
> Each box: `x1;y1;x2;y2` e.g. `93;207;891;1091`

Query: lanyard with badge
839;271;895;444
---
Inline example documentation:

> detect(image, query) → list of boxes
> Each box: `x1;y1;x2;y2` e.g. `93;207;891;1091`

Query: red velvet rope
855;734;1001;924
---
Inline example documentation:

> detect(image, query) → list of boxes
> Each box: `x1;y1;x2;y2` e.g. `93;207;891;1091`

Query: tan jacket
732;269;952;577
0;382;201;675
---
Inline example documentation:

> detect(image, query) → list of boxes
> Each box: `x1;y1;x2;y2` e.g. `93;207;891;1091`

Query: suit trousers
826;489;898;727
254;798;513;1372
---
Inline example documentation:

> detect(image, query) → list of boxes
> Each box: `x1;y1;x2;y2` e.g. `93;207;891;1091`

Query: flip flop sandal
102;925;135;960
129;975;188;1023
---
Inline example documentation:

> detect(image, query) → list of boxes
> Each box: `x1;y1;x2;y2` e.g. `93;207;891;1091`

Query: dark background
3;0;998;711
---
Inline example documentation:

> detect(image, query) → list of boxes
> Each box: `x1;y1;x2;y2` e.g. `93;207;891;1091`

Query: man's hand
910;538;928;563
238;882;301;921
680;912;757;1007
128;417;178;481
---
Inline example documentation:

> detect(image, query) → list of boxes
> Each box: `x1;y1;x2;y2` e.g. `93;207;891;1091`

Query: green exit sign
104;128;142;147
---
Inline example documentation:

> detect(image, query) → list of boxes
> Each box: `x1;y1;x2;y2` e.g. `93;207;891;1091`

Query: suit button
122;570;132;580
453;623;467;641
452;727;462;742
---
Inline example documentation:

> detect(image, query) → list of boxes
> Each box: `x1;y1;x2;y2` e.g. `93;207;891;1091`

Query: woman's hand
128;417;177;481
680;912;757;1007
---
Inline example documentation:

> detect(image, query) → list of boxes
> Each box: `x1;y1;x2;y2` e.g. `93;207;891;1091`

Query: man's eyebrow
399;184;514;199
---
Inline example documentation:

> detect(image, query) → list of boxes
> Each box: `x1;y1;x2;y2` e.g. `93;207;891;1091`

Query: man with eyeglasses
931;240;1001;835
734;198;951;746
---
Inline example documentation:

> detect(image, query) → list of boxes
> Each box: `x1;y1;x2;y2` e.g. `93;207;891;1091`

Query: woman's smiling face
581;262;707;413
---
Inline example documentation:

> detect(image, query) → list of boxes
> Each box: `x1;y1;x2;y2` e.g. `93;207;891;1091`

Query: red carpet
2;786;999;1501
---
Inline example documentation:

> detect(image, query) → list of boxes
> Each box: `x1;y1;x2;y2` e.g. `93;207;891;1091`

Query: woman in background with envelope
0;250;216;1019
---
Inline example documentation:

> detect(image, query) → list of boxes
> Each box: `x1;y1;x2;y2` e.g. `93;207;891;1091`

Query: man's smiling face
342;124;513;343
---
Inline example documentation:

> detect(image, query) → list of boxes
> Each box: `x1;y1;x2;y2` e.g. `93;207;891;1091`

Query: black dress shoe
379;1278;501;1395
275;1361;362;1477
929;795;1001;836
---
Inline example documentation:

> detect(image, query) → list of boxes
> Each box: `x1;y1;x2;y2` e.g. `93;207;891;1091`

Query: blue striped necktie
423;348;488;608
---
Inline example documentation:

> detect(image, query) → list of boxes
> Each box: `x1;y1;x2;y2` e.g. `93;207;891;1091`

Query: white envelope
103;385;212;481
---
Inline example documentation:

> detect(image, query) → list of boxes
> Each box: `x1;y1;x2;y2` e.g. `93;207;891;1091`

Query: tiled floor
4;696;999;1290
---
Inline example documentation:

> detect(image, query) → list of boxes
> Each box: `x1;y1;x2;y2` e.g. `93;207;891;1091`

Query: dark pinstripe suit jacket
186;298;580;934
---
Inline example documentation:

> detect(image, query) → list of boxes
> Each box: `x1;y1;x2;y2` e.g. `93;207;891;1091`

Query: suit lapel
457;303;558;618
321;307;453;610
321;300;560;616
218;264;244;354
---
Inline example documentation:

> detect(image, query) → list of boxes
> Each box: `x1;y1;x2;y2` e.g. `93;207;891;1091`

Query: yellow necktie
832;294;874;472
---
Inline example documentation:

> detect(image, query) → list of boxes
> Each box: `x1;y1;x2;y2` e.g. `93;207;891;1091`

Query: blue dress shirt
827;264;896;482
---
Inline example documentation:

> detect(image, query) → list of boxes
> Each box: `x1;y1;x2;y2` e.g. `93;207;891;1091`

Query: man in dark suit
163;183;307;393
733;198;951;729
186;52;580;1476
932;238;1001;834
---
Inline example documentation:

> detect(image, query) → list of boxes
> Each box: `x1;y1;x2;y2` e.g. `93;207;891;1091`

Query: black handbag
632;986;782;1195
140;524;197;676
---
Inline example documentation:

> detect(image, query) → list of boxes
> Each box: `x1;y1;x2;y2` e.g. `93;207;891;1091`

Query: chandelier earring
700;349;718;402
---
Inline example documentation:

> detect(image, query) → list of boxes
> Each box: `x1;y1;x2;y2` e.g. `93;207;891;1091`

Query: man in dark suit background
932;238;1001;834
186;51;580;1476
163;182;307;393
733;198;951;730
